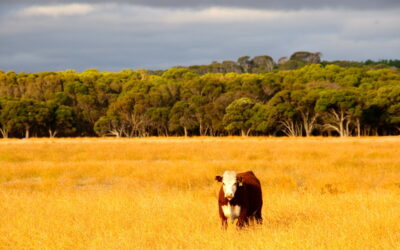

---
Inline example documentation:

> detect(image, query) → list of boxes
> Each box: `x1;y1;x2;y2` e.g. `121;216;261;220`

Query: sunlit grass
0;137;399;249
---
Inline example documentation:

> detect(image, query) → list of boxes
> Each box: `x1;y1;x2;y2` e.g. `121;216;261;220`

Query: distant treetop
182;51;399;75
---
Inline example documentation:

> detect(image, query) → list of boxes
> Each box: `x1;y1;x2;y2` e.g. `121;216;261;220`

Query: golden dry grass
0;137;400;249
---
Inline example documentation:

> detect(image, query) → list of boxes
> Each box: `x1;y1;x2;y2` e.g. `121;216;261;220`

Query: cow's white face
222;171;237;200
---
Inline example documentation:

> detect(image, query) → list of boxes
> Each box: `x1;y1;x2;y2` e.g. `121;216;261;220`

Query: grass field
0;137;400;249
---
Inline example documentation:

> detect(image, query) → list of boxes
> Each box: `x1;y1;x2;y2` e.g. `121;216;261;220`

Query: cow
215;170;263;229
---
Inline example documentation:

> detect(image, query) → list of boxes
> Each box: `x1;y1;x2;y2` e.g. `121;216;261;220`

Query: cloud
162;8;284;24
0;4;399;72
1;0;399;10
17;3;96;17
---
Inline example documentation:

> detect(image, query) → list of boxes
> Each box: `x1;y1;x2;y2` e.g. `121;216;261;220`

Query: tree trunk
203;126;209;137
356;119;361;137
280;119;302;137
164;127;169;137
323;109;353;137
0;128;9;138
300;110;318;137
209;128;214;137
110;129;122;137
362;126;370;136
184;126;188;137
246;129;252;136
49;129;58;138
199;123;203;136
25;128;30;139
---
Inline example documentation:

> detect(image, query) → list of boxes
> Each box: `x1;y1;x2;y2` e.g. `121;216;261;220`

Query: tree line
184;51;321;74
0;62;399;138
181;51;400;74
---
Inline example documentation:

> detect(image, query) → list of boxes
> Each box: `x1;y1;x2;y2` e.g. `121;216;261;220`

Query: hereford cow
215;170;263;229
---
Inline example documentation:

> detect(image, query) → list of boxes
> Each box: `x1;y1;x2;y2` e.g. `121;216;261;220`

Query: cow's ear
237;177;243;186
215;176;223;182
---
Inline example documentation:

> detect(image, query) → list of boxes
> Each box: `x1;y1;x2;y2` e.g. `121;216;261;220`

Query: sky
0;0;399;72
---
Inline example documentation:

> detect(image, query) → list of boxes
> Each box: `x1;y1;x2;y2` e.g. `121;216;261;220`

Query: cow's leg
248;216;255;226
244;216;249;226
222;218;228;229
236;219;244;228
236;207;248;228
219;206;228;229
255;209;263;225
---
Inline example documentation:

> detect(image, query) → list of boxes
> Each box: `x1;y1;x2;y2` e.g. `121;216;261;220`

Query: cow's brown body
217;171;263;228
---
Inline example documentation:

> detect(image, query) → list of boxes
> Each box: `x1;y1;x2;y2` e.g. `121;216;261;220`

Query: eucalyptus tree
46;103;77;137
291;88;321;136
223;97;267;136
266;90;303;136
372;85;400;134
315;88;360;136
94;115;125;137
0;98;10;138
168;100;197;137
0;99;47;138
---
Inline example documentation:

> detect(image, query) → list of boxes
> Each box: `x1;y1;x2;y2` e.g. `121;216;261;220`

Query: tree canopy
1;55;400;138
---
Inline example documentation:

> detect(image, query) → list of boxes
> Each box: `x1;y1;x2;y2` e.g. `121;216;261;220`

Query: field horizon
1;137;399;249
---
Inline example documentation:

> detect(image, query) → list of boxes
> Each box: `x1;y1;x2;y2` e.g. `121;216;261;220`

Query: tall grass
1;137;399;249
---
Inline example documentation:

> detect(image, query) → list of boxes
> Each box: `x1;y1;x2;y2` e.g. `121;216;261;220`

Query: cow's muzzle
225;194;233;200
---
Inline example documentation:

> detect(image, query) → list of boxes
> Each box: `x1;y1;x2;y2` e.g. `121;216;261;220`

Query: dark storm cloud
1;0;399;10
1;1;399;72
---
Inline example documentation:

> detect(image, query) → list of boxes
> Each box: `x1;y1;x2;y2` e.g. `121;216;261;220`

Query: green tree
0;99;41;138
46;104;77;137
106;93;149;137
316;89;360;136
169;101;197;137
372;85;400;134
0;98;11;138
266;90;303;136
147;107;170;136
291;88;321;136
94;115;125;137
247;103;269;134
223;97;257;136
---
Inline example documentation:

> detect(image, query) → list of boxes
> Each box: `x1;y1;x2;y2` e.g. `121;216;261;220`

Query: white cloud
18;3;96;17
163;7;284;23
